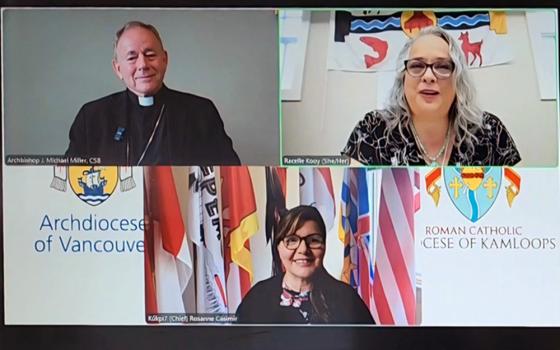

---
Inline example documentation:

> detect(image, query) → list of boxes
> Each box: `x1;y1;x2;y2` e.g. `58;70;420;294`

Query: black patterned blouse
341;110;521;166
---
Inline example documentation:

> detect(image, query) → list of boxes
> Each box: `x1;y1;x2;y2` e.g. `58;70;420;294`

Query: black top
65;86;240;165
235;273;375;324
342;110;521;166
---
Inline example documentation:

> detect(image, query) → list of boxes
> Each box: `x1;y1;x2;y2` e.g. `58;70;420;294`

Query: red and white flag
221;166;259;313
299;167;336;230
144;167;192;316
186;166;227;313
372;168;417;325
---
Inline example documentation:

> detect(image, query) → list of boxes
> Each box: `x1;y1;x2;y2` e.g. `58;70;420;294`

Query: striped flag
372;168;416;325
339;168;375;315
221;166;259;313
144;167;193;318
299;167;336;230
186;166;227;313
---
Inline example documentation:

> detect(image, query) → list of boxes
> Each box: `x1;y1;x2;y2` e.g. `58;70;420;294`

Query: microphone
114;127;126;141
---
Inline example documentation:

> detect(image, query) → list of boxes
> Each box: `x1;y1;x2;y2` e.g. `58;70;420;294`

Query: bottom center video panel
143;166;560;326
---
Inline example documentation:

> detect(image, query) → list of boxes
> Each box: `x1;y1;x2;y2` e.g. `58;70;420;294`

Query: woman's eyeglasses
404;59;455;79
282;234;325;250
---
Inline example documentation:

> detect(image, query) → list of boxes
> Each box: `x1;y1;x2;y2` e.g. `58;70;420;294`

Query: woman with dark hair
235;205;374;324
342;26;521;166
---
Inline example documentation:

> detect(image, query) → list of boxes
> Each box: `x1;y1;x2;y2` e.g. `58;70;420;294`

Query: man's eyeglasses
404;59;455;79
282;234;325;250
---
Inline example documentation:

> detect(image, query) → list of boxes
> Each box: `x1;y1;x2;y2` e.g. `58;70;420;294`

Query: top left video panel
2;8;280;166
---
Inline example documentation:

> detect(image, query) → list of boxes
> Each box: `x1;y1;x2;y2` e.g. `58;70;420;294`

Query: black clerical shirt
126;89;165;165
65;86;241;165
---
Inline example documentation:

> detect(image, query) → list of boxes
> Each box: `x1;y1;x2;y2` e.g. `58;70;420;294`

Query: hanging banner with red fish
328;10;512;72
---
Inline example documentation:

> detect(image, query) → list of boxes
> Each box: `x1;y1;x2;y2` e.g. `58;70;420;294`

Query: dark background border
2;0;560;7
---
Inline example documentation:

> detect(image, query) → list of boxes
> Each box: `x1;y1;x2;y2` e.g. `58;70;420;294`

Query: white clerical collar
138;95;154;107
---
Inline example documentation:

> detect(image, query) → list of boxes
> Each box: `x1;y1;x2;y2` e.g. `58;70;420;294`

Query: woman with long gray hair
342;26;520;166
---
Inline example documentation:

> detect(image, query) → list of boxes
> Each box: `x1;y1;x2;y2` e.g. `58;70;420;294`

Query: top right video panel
280;9;559;167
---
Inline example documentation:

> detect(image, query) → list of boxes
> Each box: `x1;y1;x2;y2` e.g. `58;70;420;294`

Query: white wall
282;10;558;166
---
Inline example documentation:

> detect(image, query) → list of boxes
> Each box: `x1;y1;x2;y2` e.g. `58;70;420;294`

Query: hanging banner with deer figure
328;10;512;72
